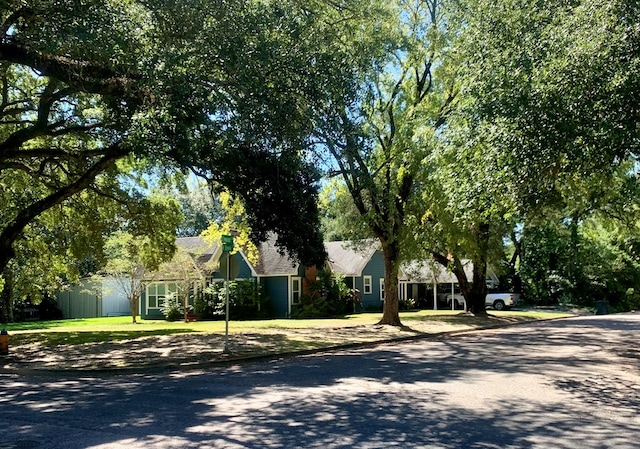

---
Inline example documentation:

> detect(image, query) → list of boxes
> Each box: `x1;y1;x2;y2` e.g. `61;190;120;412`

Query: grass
1;309;572;348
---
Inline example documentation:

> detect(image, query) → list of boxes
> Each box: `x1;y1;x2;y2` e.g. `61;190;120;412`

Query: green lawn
1;309;572;348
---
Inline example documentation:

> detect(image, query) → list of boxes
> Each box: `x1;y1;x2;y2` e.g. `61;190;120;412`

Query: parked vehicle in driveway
445;292;520;310
444;293;465;307
486;292;519;310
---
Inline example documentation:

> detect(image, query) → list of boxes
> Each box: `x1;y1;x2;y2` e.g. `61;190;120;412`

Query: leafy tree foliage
101;197;181;323
290;270;353;319
196;279;271;320
518;217;640;311
460;0;640;210
319;179;366;242
516;164;640;311
1;0;381;289
407;116;519;314
201;189;259;264
321;0;461;324
409;0;640;313
172;180;222;238
0;178;181;322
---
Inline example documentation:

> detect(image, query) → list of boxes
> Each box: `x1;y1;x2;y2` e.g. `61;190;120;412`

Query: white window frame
146;282;178;312
146;281;201;314
379;278;385;301
291;277;302;305
363;275;372;294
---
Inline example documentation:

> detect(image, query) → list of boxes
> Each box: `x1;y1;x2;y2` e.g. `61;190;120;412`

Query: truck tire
493;299;505;310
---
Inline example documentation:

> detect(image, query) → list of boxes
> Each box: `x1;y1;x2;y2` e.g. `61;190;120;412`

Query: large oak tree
1;0;382;291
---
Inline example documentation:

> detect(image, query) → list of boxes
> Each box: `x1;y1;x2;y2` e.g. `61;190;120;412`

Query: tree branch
0;40;142;99
0;141;131;273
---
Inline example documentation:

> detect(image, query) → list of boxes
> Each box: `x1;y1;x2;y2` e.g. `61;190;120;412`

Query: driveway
1;314;638;448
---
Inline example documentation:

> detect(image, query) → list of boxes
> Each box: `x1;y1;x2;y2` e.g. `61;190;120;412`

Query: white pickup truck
485;293;519;310
445;292;520;310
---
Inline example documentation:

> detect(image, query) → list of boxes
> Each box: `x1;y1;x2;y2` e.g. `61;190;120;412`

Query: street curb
0;315;573;378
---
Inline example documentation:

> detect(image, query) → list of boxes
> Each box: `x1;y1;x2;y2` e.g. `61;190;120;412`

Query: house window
363;276;372;294
146;282;178;310
380;279;385;301
148;284;158;308
291;277;301;305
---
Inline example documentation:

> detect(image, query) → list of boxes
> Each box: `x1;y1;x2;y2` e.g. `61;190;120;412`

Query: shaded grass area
0;310;579;370
10;329;194;347
230;334;338;355
1;315;137;331
2;310;571;349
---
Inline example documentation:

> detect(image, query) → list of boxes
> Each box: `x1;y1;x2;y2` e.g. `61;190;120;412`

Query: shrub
398;298;417;310
161;293;184;322
195;280;271;320
290;270;354;318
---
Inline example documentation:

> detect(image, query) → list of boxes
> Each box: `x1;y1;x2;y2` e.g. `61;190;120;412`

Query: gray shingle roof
176;236;219;267
400;260;474;284
253;235;298;276
325;240;378;276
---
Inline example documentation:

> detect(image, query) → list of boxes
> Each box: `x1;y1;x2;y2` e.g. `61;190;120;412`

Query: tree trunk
451;257;472;299
467;222;490;315
378;241;402;326
183;293;188;322
432;252;472;303
130;292;139;324
0;266;14;323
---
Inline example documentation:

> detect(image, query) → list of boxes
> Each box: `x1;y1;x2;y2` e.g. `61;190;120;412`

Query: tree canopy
1;0;384;289
3;0;639;322
460;0;640;210
320;0;462;324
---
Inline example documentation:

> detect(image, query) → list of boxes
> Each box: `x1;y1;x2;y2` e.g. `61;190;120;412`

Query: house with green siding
139;235;306;319
325;240;385;311
140;237;491;319
58;235;498;320
251;236;306;318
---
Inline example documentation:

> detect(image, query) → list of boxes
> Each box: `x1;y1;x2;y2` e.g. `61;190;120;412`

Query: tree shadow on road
1;315;639;448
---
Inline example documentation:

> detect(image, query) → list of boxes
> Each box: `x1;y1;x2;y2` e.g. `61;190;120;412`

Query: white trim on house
145;281;178;314
144;280;203;315
363;275;372;294
379;278;385;302
291;277;301;306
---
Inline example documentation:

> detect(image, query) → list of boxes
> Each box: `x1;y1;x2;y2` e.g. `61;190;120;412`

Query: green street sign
221;234;234;252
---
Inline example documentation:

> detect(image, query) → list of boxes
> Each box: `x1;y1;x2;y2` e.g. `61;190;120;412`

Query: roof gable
144;237;219;281
325;240;378;276
253;235;299;276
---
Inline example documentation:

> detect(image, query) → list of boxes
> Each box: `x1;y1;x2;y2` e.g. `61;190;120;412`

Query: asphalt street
1;314;639;449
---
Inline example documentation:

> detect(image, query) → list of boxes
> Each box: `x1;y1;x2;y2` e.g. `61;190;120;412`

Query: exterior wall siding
211;252;254;280
260;276;290;318
360;251;386;310
101;277;131;316
55;279;102;319
55;277;130;319
140;288;162;320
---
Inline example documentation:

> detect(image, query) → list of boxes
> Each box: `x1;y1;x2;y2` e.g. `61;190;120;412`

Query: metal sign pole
223;250;231;354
